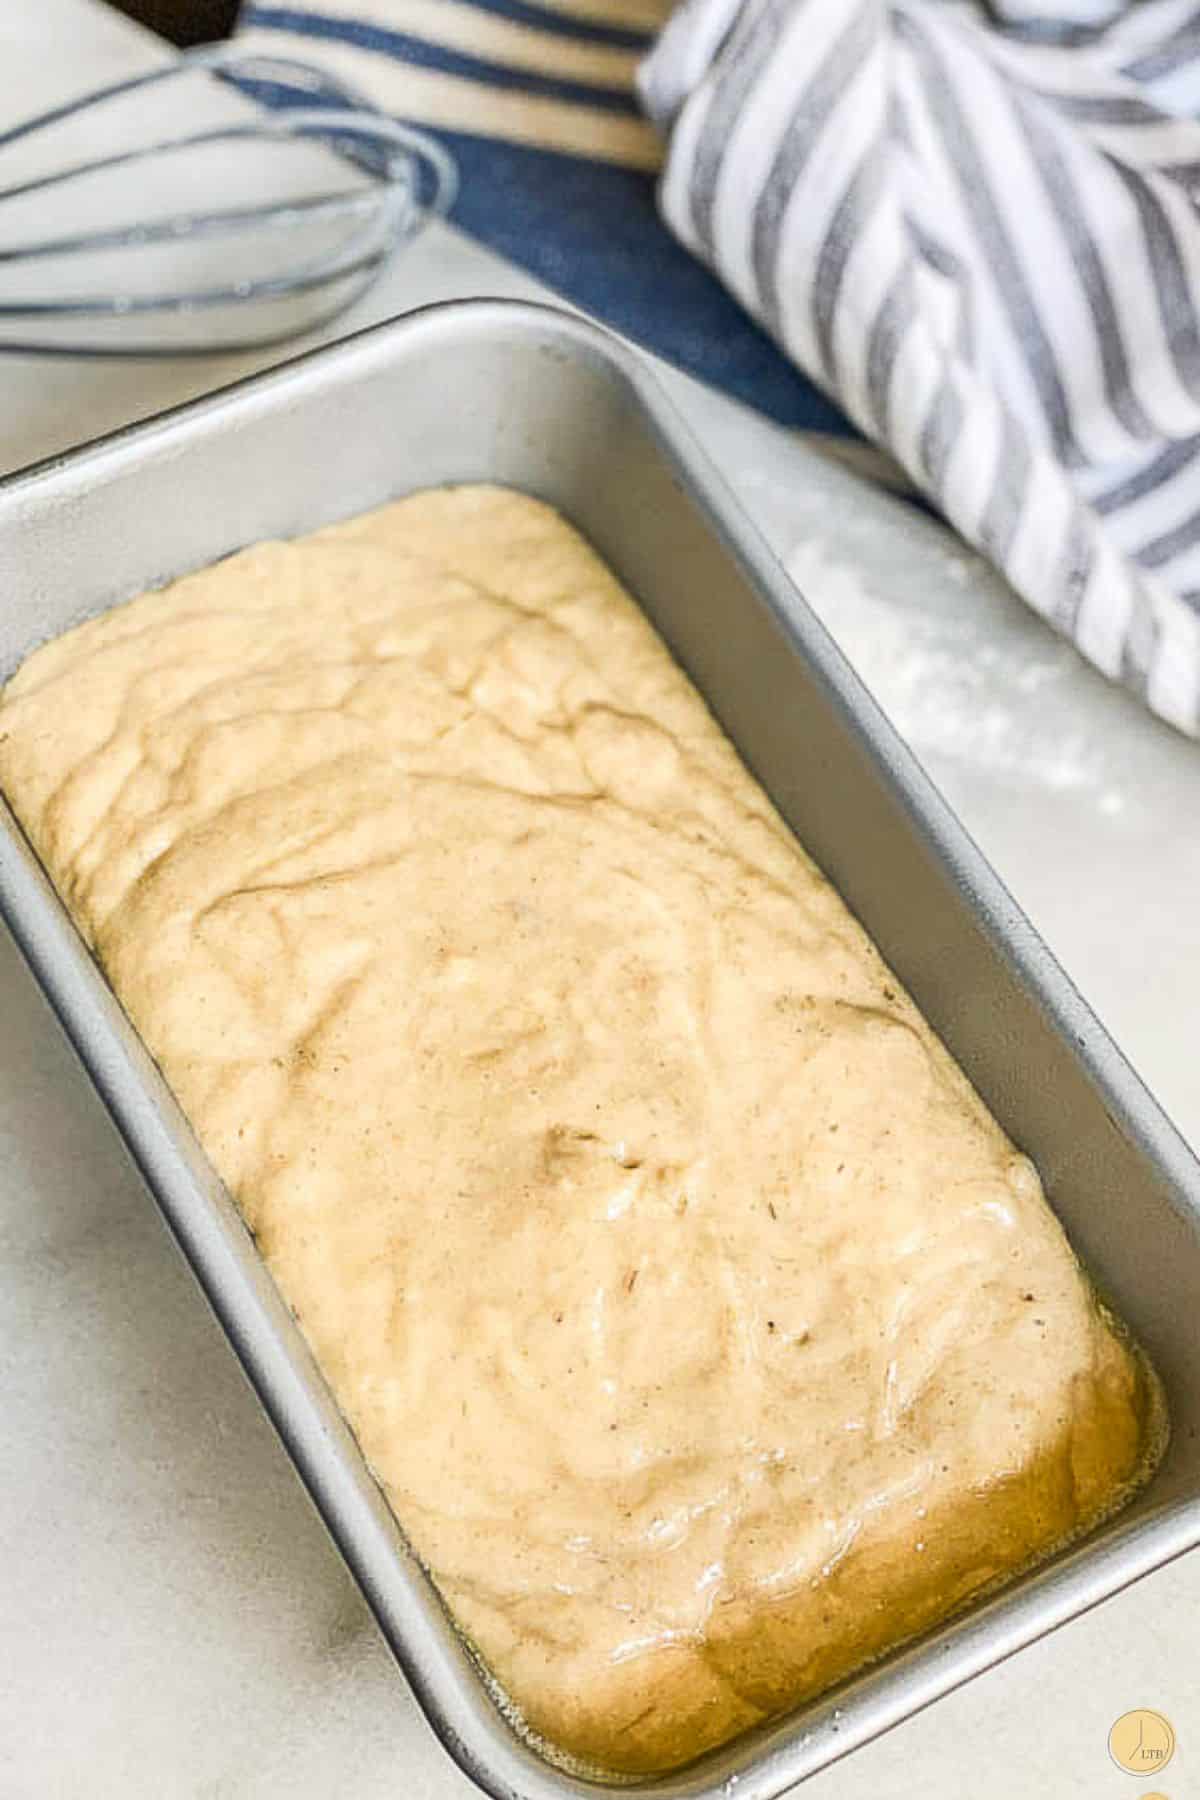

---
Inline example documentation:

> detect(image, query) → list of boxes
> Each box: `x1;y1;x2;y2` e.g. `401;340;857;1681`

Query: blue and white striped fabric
235;0;865;447
239;0;1200;733
642;0;1200;733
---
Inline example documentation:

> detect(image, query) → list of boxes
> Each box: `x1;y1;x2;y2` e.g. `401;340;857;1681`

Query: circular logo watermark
1108;1710;1176;1777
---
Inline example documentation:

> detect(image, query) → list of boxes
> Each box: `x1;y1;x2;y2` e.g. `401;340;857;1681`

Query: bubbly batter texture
0;487;1157;1773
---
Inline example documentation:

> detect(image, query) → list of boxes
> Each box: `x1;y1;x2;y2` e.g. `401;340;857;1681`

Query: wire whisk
0;45;457;357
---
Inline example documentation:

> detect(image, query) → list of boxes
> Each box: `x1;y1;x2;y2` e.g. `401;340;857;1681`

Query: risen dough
0;486;1157;1773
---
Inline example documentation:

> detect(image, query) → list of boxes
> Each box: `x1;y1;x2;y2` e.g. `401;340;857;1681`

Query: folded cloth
235;0;869;441
640;0;1200;734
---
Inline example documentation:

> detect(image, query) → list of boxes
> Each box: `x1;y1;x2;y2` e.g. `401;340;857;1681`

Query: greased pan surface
2;302;1199;1800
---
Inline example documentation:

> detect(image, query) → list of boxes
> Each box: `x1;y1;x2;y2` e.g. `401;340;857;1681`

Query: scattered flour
784;537;1127;812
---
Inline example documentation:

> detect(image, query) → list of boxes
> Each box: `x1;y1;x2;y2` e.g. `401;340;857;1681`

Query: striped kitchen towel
235;0;867;449
640;0;1200;734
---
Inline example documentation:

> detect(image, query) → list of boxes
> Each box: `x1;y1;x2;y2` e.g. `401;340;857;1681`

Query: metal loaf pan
2;301;1199;1800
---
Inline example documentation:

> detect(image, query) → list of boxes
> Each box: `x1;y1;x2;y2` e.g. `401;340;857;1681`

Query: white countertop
2;4;1197;1795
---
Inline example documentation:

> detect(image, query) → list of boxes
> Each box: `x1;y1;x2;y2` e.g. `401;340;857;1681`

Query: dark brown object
104;0;241;45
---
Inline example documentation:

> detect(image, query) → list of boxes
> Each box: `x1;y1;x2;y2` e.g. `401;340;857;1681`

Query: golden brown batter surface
0;487;1155;1773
